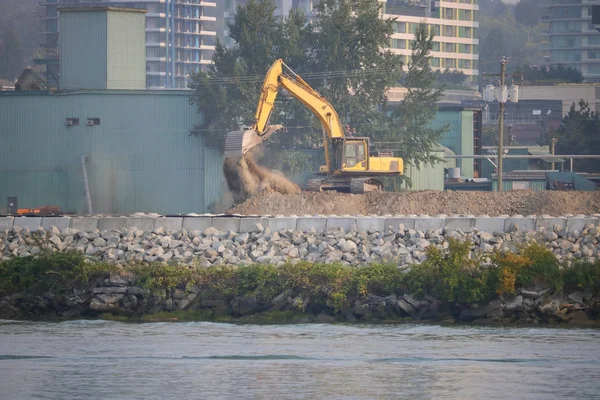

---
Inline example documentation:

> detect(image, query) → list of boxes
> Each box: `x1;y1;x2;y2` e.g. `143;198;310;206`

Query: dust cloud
223;151;301;205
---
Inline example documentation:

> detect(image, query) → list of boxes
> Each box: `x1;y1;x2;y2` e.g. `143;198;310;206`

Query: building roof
527;148;564;163
0;89;192;97
491;171;548;180
58;7;147;14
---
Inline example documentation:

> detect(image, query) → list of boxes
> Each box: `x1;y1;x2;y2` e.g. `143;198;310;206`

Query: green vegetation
190;1;447;178
545;101;600;173
2;241;599;317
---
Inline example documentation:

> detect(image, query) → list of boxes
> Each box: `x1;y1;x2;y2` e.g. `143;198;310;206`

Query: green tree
515;64;583;84
0;28;22;80
307;0;402;137
551;101;600;172
514;0;541;27
189;0;312;149
190;0;402;153
387;23;447;168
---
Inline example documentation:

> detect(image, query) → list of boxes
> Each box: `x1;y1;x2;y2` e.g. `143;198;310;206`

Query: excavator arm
224;59;345;172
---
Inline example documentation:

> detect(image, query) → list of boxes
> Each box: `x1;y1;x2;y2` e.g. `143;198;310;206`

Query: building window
458;26;472;38
430;57;440;67
458;59;472;69
445;42;455;52
444;25;454;37
443;58;455;68
65;118;79;126
589;50;599;59
432;42;440;51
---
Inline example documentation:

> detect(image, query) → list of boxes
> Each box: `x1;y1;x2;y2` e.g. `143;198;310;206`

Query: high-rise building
383;0;479;84
38;0;217;89
219;0;314;46
219;0;478;84
542;0;600;82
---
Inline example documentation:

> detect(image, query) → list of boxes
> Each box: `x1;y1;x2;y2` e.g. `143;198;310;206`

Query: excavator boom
224;59;344;169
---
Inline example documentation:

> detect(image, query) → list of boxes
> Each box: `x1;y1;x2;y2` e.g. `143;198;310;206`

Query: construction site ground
228;190;600;217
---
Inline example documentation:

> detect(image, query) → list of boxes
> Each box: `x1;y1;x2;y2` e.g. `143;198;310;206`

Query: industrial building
38;0;217;89
1;7;222;215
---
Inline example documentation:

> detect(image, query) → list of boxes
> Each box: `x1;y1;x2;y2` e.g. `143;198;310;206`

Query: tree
0;0;39;80
387;23;447;168
435;69;467;86
551;100;600;172
189;0;312;149
514;0;541;27
190;0;402;152
515;64;583;84
306;0;402;136
0;28;22;80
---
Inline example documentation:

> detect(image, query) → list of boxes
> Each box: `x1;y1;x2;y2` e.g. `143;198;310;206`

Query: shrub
563;260;600;295
0;251;90;296
402;238;491;303
516;243;563;293
490;252;532;295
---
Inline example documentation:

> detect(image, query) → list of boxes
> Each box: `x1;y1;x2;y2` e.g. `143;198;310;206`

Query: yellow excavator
224;59;403;193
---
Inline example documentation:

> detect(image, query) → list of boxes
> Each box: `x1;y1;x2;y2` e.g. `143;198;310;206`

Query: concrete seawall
2;214;600;234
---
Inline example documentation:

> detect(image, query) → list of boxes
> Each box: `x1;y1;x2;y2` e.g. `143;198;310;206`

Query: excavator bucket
224;129;261;159
223;125;284;159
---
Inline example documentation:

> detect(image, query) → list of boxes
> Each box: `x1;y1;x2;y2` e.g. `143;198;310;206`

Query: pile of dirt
228;190;600;217
223;154;301;204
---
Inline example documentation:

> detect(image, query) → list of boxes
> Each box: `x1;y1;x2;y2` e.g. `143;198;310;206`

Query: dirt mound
223;154;301;204
228;190;600;217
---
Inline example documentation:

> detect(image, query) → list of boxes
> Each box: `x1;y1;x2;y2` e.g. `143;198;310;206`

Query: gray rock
203;227;222;237
502;295;523;311
567;291;584;304
459;300;502;321
396;298;417;318
93;237;106;247
338;239;358;253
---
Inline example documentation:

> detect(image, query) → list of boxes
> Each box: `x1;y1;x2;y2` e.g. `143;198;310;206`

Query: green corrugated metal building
60;7;147;90
0;90;224;215
0;7;224;215
432;106;481;179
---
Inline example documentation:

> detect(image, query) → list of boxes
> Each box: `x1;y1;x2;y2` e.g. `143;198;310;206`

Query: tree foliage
190;0;402;151
387;23;446;168
551;101;600;172
0;0;39;80
478;9;547;78
515;64;583;85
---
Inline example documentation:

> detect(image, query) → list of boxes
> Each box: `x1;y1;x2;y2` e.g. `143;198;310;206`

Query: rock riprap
2;222;600;266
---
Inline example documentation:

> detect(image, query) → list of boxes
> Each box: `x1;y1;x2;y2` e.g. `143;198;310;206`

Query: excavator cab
328;138;370;172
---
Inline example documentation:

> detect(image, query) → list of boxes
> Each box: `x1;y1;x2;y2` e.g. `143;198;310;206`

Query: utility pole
551;137;558;171
498;58;507;192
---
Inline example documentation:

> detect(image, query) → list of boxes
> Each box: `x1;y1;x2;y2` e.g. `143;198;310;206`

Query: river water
1;320;599;400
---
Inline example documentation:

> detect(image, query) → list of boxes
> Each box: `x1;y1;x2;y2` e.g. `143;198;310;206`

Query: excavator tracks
305;179;324;192
350;178;383;194
304;177;383;193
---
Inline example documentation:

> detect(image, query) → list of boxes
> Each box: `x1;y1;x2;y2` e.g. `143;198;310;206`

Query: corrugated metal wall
0;91;224;215
403;152;445;191
492;179;547;192
106;10;147;90
430;110;474;178
60;11;108;90
481;149;530;179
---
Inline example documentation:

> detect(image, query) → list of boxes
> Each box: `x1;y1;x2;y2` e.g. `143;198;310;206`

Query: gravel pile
229;190;600;216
